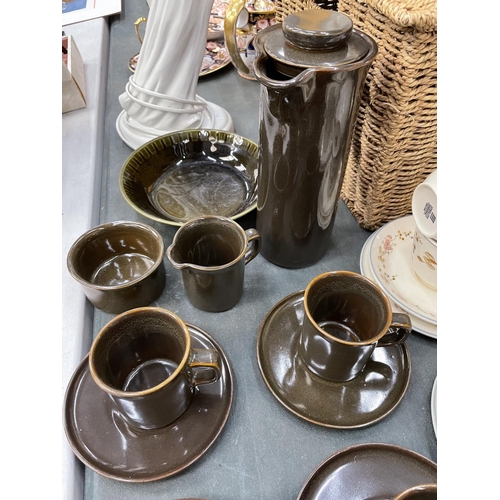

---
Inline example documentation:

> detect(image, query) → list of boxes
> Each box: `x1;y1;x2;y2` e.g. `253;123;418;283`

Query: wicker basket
338;0;437;230
273;0;437;231
275;0;321;22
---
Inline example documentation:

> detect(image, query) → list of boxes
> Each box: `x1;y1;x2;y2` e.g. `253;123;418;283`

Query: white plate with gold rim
360;231;437;339
368;215;437;326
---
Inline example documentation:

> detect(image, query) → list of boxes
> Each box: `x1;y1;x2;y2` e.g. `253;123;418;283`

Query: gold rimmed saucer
257;291;411;429
63;324;233;483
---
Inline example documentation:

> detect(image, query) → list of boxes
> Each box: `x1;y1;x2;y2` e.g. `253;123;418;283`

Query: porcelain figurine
116;0;234;150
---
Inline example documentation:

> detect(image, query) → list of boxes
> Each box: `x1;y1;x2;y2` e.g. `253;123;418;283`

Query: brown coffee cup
167;215;261;312
299;271;411;382
89;307;221;430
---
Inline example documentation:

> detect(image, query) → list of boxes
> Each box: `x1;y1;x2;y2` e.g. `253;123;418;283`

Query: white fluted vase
116;0;234;150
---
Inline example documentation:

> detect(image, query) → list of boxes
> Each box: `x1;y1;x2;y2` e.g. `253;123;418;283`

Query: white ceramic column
116;0;234;149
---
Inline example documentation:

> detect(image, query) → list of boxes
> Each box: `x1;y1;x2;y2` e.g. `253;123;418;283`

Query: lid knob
283;9;353;50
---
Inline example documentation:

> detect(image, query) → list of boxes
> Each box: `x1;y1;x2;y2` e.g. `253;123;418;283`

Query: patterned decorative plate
128;39;232;76
360;230;437;339
368;215;437;325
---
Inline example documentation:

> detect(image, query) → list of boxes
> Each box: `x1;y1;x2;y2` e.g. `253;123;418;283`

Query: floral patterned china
224;0;277;79
247;0;275;12
63;324;233;483
360;230;437;339
257;291;411;429
368;215;437;326
208;0;229;40
128;39;232;76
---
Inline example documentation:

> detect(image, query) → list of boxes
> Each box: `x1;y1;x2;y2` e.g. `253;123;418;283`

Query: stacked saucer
359;215;437;339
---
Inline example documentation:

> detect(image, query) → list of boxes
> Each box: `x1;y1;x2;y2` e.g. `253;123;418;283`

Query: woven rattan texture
338;0;437;230
275;0;321;22
273;0;437;231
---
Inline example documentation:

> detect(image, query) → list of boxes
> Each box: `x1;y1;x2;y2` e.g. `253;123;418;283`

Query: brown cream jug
253;9;377;268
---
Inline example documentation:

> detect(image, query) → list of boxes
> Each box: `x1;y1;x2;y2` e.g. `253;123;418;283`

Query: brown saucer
257;291;411;428
63;324;233;483
297;443;437;500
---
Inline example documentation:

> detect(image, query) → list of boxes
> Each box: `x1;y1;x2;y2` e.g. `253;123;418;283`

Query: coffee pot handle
189;348;221;387
244;228;262;264
134;17;147;44
224;0;253;77
377;312;412;346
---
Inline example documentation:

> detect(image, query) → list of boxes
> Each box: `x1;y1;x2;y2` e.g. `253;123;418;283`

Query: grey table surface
80;1;437;498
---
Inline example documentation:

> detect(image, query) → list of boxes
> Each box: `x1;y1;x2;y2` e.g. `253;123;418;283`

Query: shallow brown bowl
119;129;258;226
67;221;166;314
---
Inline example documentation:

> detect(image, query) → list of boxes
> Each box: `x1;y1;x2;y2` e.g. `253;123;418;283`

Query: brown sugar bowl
67;220;166;314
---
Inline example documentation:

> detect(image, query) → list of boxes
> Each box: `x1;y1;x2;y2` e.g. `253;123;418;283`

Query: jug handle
224;0;252;77
134;17;147;44
244;228;261;264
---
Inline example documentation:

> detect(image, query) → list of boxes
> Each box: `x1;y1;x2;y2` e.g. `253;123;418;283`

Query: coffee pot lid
264;9;370;74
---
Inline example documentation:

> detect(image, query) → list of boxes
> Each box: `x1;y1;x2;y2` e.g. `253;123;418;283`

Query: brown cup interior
305;273;389;343
91;309;188;393
171;218;245;267
69;222;163;287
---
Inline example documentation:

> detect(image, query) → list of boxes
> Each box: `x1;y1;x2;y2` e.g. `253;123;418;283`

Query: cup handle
224;0;252;77
134;17;147;44
377;312;412;347
244;228;261;264
188;348;221;387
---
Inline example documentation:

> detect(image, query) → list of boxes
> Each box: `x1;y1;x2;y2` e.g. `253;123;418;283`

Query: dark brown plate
297;443;437;500
63;324;233;483
257;291;411;428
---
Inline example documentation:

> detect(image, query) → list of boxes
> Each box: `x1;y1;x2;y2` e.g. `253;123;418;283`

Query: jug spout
252;11;377;268
166;243;190;270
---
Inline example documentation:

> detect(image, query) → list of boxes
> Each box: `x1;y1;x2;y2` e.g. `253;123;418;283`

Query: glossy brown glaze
300;272;411;382
67;220;166;314
257;290;411;428
63;323;233;483
253;15;377;268
119;129;258;226
167;216;261;312
394;484;438;500
89;308;221;430
296;443;437;499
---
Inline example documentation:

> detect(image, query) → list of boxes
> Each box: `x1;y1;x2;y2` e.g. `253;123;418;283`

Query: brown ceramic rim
256;290;411;429
393;483;438;500
88;307;191;398
296;443;437;500
169;215;249;271
66;220;165;290
303;271;392;346
118;130;259;227
253;26;378;88
63;322;233;483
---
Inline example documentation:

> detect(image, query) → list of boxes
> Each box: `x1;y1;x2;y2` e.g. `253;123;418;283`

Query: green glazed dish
119;129;258;226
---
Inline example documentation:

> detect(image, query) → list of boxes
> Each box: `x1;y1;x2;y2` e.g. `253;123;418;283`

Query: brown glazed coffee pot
253;9;377;268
